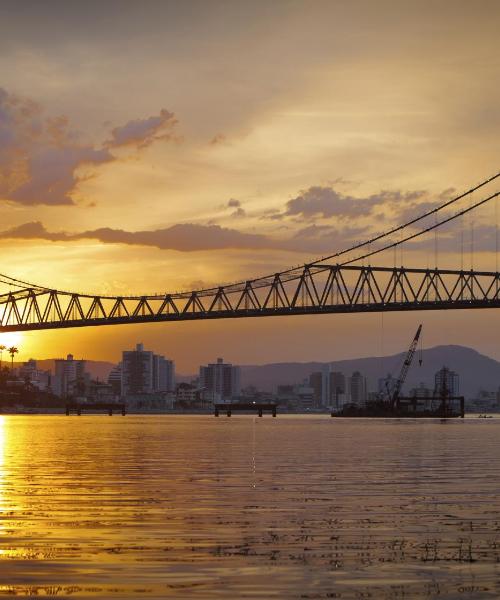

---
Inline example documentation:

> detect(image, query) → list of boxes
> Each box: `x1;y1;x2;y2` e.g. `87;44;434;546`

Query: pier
214;402;277;417
65;402;126;416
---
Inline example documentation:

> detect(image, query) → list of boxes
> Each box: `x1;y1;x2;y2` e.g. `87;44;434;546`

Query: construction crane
389;324;423;409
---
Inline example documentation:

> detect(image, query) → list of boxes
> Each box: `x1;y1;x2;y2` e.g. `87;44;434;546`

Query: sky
0;0;499;372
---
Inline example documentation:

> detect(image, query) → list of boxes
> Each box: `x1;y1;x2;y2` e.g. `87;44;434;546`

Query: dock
65;402;126;416
214;402;277;417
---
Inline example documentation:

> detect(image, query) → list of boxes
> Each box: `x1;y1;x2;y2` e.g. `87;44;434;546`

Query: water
0;415;499;598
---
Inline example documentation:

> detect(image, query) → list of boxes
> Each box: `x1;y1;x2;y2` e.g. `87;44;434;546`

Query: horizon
8;340;496;372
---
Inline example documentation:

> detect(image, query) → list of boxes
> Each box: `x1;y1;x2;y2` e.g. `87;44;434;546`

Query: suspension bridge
1;172;499;332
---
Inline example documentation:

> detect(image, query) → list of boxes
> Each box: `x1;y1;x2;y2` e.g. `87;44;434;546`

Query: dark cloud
231;207;246;218
0;221;281;252
280;186;428;221
106;109;178;149
0;220;365;255
226;198;246;218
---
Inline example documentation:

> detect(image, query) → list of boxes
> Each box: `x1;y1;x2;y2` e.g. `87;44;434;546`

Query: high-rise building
330;371;346;409
434;366;459;397
153;354;175;392
53;354;88;397
199;357;240;402
309;371;323;407
121;343;175;396
121;343;154;395
348;371;367;406
309;369;345;408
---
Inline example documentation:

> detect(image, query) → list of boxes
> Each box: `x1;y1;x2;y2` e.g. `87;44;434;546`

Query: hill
237;346;500;398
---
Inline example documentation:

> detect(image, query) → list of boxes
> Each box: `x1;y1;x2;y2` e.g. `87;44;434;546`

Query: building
309;369;345;408
121;343;154;395
378;373;397;400
330;371;346;409
408;382;434;398
199;357;240;402
466;390;500;413
107;364;122;397
53;354;88;397
121;343;175;396
434;366;459;397
309;371;323;406
153;354;175;392
18;358;51;391
175;382;211;408
348;371;367;406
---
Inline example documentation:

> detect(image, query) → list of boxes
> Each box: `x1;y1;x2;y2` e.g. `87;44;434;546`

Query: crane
389;324;423;409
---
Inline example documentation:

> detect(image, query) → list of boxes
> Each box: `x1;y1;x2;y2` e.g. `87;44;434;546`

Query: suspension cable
336;189;500;268
0;172;499;298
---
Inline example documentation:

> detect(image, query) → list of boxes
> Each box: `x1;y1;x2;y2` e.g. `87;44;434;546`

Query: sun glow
0;332;23;350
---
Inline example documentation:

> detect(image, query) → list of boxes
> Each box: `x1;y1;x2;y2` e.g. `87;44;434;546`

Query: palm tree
0;345;5;370
8;346;18;371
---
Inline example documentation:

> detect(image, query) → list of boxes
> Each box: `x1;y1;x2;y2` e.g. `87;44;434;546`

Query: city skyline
1;1;500;370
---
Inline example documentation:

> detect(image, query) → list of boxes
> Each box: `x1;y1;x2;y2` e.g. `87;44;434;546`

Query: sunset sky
1;0;499;372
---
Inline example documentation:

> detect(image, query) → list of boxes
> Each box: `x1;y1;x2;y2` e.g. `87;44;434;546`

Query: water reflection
0;417;6;543
0;416;498;598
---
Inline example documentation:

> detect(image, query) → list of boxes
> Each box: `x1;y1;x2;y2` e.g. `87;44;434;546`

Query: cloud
106;109;178;149
225;198;246;218
231;207;246;218
279;186;428;221
0;221;281;252
210;133;226;145
0;88;113;205
0;89;178;206
0;219;366;255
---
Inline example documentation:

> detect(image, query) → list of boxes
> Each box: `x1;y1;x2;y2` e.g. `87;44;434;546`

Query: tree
8;346;18;371
0;344;5;370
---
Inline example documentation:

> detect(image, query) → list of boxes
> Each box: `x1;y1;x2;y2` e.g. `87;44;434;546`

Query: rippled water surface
0;415;500;598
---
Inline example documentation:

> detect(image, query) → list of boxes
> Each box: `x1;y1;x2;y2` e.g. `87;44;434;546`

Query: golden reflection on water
0;415;499;598
0;417;5;541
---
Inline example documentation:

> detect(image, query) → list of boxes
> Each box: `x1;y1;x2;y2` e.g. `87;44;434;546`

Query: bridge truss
1;265;500;331
1;171;499;332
